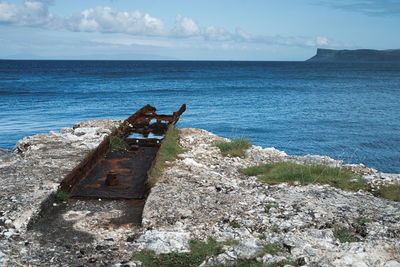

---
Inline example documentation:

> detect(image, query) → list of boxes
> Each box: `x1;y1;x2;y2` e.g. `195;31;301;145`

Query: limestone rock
136;230;191;254
1;124;399;266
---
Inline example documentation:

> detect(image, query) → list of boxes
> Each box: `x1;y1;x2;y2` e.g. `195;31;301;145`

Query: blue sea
0;60;399;173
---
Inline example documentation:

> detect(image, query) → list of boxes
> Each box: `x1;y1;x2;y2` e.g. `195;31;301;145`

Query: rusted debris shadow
60;104;186;200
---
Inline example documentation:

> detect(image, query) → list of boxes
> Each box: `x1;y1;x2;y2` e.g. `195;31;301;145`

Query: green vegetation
132;238;234;267
147;126;185;188
240;162;367;192
258;233;267;240
132;238;297;267
333;228;361;243
109;135;129;151
215;258;297;267
357;217;372;225
54;190;69;203
263;243;286;255
376;184;400;202
214;138;252;158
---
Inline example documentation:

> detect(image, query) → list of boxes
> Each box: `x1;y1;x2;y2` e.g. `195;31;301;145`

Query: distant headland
307;48;400;62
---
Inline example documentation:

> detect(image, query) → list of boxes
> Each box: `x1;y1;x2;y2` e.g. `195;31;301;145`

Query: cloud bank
0;0;336;48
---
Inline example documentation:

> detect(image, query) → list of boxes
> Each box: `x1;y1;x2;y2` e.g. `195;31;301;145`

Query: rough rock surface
140;128;400;266
0;120;145;266
0;124;399;266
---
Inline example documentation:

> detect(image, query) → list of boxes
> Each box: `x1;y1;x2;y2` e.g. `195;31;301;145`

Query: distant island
307;48;400;62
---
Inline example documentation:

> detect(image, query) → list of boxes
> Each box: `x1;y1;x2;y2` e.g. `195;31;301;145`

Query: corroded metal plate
70;147;158;199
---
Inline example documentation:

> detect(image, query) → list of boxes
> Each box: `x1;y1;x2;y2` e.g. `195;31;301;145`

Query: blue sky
1;0;399;60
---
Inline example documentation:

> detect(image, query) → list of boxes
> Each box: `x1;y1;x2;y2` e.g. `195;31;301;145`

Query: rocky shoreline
0;120;399;266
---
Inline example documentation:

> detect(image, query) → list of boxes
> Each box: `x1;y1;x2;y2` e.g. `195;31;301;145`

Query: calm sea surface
0;60;399;173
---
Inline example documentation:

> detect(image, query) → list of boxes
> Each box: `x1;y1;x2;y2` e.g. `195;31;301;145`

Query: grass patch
258;233;267;240
54;190;69;203
263;243;286;255
240;162;367;192
376;184;400;202
132;238;295;267
357;217;372;225
132;238;231;267
109;135;129;151
216;258;297;267
147;126;185;187
214;138;251;158
333;228;361;243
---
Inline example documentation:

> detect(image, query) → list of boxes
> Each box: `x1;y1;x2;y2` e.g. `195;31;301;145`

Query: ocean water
0;60;399;173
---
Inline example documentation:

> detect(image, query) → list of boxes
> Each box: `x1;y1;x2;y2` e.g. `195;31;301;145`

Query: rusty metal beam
60;104;186;200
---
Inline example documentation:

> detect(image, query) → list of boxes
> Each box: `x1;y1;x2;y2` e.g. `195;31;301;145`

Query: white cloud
316;36;329;46
173;14;200;37
66;7;166;36
304;36;331;47
204;26;233;41
0;2;18;22
0;0;57;27
235;28;252;41
0;0;340;49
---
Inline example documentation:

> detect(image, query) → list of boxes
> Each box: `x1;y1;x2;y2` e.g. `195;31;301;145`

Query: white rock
182;158;206;168
136;230;191;254
231;238;263;259
0;250;5;267
385;260;400;267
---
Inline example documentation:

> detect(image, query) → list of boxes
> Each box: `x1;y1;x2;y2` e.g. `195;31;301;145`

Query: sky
0;0;400;60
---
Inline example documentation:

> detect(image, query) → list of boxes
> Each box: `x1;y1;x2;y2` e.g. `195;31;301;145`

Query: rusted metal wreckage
60;104;186;200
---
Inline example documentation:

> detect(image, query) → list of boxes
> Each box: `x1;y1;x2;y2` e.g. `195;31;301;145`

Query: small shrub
240;162;367;192
109;135;129;151
214;138;251;158
333;228;361;243
376;184;400;202
147;126;185;187
54;190;69;203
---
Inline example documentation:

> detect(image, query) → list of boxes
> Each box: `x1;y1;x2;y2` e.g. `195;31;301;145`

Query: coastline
0;120;399;266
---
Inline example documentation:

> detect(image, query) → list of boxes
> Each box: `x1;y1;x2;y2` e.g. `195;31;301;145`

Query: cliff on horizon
307;48;400;62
